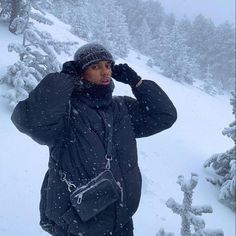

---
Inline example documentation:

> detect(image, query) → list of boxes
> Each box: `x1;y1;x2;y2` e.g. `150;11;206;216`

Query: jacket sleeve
123;80;177;138
11;72;75;146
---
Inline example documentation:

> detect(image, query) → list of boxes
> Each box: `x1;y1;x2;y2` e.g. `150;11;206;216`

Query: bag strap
59;103;114;192
98;110;113;170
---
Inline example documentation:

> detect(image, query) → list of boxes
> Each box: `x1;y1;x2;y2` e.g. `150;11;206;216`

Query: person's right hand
61;61;83;91
61;61;82;76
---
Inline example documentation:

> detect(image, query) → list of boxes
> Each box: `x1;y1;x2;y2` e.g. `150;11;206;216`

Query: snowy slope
0;13;235;236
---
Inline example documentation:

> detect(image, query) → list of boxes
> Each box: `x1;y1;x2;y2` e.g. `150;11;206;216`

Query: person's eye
106;64;112;69
91;64;99;70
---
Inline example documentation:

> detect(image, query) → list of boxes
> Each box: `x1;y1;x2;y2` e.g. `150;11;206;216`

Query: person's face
81;60;112;85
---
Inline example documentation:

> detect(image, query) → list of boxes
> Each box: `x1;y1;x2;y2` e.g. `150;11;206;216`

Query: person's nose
101;65;110;77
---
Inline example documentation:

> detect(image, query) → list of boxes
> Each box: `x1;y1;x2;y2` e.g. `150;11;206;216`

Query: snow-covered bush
0;2;78;110
165;173;224;236
204;92;236;211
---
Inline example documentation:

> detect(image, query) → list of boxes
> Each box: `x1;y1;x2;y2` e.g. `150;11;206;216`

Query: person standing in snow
11;43;177;236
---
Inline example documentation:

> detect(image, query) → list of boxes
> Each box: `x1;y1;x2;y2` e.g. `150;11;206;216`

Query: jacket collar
71;80;114;109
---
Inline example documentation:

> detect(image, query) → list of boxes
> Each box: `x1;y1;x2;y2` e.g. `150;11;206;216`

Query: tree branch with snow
166;173;224;236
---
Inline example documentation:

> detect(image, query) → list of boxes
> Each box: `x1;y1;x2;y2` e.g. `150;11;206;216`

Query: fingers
113;63;129;73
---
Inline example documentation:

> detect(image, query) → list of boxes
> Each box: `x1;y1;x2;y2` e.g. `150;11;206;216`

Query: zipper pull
75;193;83;204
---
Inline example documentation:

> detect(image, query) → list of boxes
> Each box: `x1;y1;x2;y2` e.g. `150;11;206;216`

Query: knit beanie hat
74;43;115;71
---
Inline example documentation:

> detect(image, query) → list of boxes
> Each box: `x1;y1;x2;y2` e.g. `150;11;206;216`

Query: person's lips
101;78;110;85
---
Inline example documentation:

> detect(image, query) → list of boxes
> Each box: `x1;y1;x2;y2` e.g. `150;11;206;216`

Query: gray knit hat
74;43;114;71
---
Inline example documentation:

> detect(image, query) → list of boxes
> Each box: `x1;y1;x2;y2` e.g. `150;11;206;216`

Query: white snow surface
0;12;235;236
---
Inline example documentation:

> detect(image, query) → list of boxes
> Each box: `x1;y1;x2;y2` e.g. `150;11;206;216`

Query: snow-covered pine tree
204;93;236;211
107;4;130;58
48;0;130;58
86;0;130;58
28;0;53;25
0;0;25;33
69;0;89;40
117;0;144;41
0;0;53;33
201;65;218;95
177;16;193;49
190;15;216;77
166;173;224;236
148;23;168;67
121;0;164;55
211;22;235;92
132;18;152;55
48;0;72;24
164;13;176;32
0;2;77;110
86;0;112;50
156;23;196;84
185;14;235;94
0;0;12;21
142;0;164;39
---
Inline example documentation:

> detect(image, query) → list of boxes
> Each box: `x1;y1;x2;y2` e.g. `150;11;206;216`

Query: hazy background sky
158;0;235;25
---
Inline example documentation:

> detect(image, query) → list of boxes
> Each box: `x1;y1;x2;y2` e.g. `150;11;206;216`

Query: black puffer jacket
11;63;177;235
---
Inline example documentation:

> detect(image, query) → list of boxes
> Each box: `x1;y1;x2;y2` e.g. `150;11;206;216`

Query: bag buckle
105;154;112;169
59;171;76;192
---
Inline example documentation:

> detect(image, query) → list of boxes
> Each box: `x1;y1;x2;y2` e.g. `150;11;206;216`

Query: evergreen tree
0;0;25;32
87;0;130;58
164;13;176;32
0;0;12;21
8;0;53;35
157;23;196;84
166;174;224;236
0;0;52;33
9;0;24;33
140;0;164;39
201;65;218;95
70;0;89;40
108;4;130;58
86;0;112;49
132;18;152;55
190;15;216;75
49;0;72;23
148;22;169;67
0;3;77;110
177;16;193;48
211;23;235;92
48;0;130;58
116;0;143;36
117;0;164;53
204;93;236;211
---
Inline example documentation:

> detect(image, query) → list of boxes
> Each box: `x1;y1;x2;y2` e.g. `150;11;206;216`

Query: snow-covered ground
0;13;235;236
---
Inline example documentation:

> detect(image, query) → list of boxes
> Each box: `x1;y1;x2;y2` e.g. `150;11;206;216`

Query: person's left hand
112;63;141;87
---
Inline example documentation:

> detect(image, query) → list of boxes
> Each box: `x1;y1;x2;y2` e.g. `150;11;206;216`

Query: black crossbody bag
59;109;123;222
